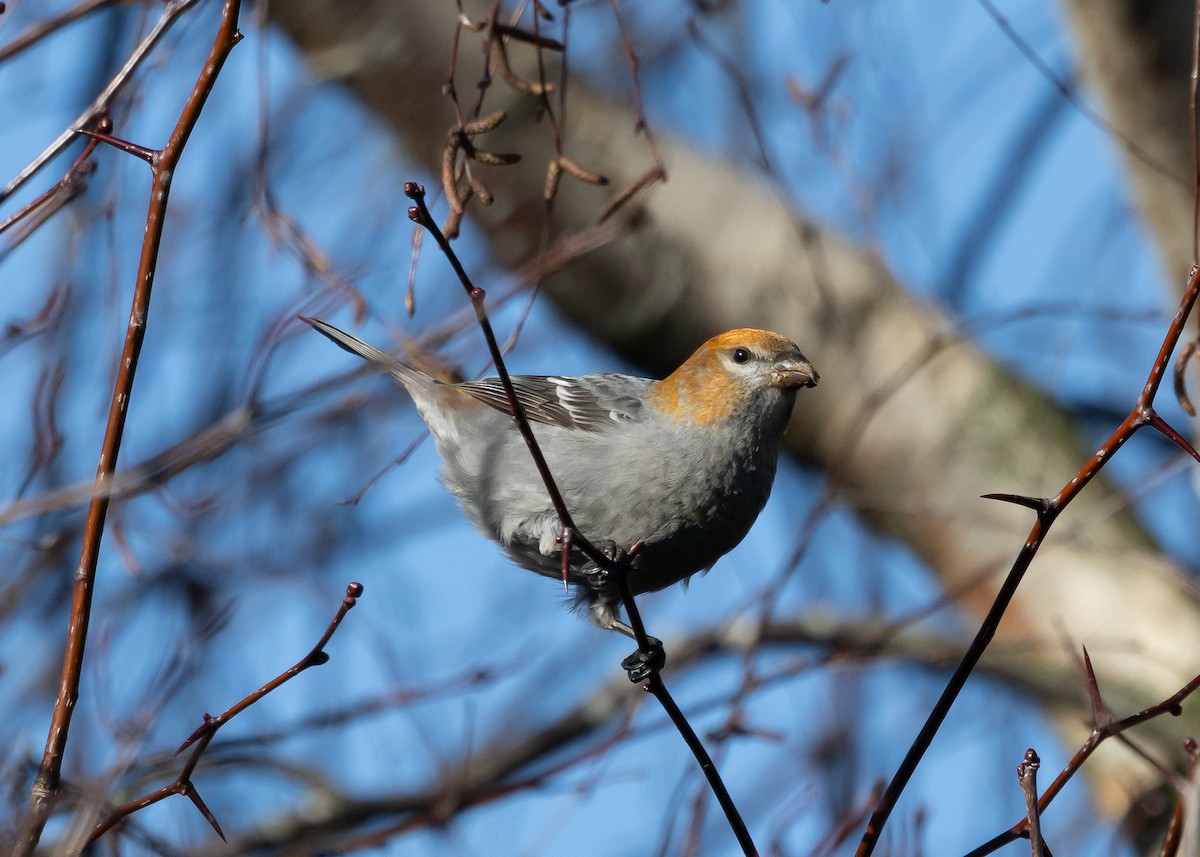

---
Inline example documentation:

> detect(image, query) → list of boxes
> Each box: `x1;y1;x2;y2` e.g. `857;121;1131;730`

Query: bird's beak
771;359;819;390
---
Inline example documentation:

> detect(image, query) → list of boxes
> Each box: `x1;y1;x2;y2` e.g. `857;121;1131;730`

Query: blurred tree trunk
268;0;1200;815
1062;0;1196;283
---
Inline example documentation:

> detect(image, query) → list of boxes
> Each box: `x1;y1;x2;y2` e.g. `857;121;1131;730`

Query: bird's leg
587;540;665;683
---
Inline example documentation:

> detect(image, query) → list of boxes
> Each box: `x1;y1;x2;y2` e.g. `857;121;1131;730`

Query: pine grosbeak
306;318;818;639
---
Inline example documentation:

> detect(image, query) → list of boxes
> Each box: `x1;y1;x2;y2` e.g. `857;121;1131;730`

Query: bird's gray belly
446;421;777;595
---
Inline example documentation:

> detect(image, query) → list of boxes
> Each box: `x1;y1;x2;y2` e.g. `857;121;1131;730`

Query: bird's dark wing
458;373;650;431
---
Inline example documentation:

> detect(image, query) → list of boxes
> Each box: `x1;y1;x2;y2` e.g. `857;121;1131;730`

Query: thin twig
11;4;243;854
1016;749;1043;857
404;182;758;856
857;266;1200;856
88;583;364;843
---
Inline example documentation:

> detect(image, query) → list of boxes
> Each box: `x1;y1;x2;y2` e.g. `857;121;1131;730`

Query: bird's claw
581;566;609;592
581;539;624;592
621;637;665;683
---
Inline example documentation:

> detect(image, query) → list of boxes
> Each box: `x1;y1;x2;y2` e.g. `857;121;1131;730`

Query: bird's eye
732;348;751;364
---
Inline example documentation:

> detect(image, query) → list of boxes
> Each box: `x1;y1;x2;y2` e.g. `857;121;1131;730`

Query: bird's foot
621;637;665;683
580;539;625;592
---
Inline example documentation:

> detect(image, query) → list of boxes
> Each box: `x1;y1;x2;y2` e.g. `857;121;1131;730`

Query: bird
305;318;818;651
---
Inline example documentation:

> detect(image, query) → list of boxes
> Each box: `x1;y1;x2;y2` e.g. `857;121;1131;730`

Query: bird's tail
301;316;432;391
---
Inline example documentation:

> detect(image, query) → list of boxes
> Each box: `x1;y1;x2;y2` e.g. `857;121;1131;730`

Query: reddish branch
88;583;364;844
857;266;1200;856
11;3;244;854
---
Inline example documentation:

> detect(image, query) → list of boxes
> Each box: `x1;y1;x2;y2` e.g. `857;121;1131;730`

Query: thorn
980;493;1050;514
1081;647;1110;728
1147;412;1200;463
182;782;226;841
177;712;216;753
73;128;157;165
